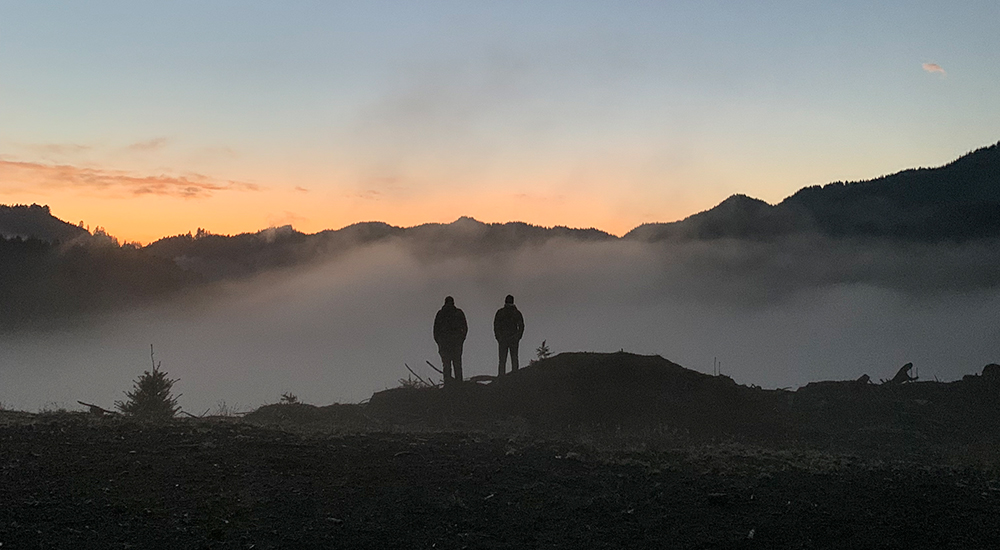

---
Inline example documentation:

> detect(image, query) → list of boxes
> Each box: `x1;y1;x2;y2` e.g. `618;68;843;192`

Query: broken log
77;401;119;416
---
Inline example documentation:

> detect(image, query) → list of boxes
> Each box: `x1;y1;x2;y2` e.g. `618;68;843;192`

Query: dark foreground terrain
2;412;1000;549
4;352;1000;548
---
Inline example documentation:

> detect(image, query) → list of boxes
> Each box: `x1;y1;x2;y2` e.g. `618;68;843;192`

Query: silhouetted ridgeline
141;217;615;281
626;141;1000;242
1;141;999;328
0;204;90;243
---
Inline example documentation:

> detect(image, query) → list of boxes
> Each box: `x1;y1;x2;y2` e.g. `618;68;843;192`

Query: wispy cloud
0;159;259;199
125;137;169;152
922;62;946;75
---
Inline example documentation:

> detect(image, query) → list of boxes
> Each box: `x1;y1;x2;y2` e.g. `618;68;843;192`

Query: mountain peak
451;216;484;226
629;139;1000;242
705;194;772;217
717;194;770;208
0;204;90;243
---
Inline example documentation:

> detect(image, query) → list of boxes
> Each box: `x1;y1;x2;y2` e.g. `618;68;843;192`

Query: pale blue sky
1;1;998;241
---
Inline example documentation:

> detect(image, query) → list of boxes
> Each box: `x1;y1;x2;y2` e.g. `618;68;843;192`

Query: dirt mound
368;352;792;436
362;352;1000;448
237;352;1000;450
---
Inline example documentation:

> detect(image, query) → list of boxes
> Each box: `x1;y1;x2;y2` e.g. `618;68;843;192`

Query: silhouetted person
433;296;468;386
494;294;524;376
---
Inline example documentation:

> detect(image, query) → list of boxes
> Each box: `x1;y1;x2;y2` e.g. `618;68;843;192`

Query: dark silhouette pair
432;295;525;386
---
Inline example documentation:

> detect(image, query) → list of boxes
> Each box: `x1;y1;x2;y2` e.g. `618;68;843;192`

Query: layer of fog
2;236;1000;414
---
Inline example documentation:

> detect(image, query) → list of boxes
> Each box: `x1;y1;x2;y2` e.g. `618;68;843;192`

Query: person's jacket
493;304;524;343
434;304;468;347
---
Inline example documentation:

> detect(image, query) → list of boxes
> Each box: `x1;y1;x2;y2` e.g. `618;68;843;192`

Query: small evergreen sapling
116;345;181;420
530;340;552;365
535;340;552;361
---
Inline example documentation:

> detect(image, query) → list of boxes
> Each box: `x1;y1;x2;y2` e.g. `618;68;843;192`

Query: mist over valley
3;229;1000;414
2;143;1000;413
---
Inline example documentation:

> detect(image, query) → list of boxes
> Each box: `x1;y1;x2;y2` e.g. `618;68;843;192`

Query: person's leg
510;341;520;371
498;342;509;376
453;343;464;382
440;351;453;383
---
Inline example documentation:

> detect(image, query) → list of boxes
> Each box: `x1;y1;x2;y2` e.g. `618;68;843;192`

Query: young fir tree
535;340;552;361
529;340;552;366
116;345;181;420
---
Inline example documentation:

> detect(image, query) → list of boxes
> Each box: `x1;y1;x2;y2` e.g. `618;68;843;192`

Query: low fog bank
2;236;999;413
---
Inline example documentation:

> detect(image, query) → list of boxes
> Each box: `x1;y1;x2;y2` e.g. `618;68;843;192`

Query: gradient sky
2;1;998;243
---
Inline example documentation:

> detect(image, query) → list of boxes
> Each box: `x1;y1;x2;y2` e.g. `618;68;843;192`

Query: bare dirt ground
2;410;999;549
4;352;1000;548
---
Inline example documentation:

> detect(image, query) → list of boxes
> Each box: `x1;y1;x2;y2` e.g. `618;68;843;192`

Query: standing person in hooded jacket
494;294;525;376
433;296;468;385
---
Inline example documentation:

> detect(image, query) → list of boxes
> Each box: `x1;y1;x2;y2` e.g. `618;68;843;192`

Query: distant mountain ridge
627;141;1000;242
1;140;999;329
140;216;616;281
2;140;999;251
0;204;90;243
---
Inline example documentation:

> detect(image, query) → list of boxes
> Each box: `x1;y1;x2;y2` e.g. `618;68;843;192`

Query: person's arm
493;309;502;340
516;310;525;340
459;310;469;340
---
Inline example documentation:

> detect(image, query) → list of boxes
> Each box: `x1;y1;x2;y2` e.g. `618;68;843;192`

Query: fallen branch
425;360;444;375
77;401;119;416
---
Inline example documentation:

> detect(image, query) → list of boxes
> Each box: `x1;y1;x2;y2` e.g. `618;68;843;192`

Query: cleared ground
2;411;999;549
4;352;1000;548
